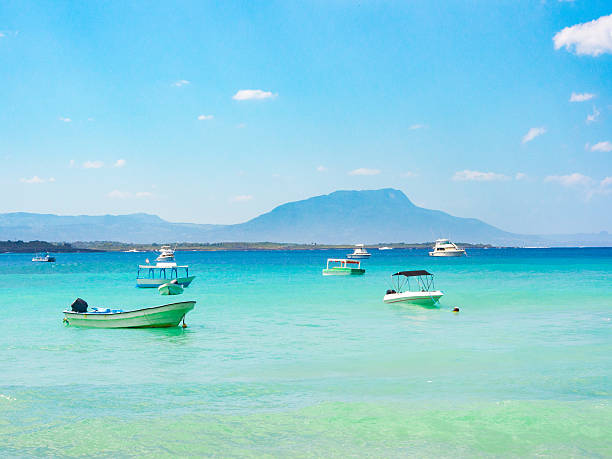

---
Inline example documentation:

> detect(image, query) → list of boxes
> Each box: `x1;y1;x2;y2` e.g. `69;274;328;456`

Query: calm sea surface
0;248;610;457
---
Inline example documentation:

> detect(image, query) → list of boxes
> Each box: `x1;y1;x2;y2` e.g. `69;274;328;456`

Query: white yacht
429;239;466;257
156;245;176;263
346;244;371;259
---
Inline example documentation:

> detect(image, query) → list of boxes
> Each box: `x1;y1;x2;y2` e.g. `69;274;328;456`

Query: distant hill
0;189;609;246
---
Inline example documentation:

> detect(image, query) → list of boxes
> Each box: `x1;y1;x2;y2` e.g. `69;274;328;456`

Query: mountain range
0;189;609;246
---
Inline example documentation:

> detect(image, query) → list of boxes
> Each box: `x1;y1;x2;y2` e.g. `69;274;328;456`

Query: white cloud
87;117;94;122
236;123;247;129
316;165;328;172
69;159;75;168
172;80;190;87
409;124;426;130
590;141;612;152
114;159;126;168
522;127;546;144
553;14;612;56
515;172;527;180
197;114;214;120
586;106;600;124
545;173;593;187
601;176;612;187
401;171;418;178
453;170;509;182
20;176;55;184
59;117;72;123
230;195;253;202
349;168;381;176
83;160;104;169
232;89;276;101
569;92;595;102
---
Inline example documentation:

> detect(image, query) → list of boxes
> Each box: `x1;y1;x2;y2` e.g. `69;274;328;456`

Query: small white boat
32;252;56;262
347;244;371;259
63;298;195;328
156;245;176;262
378;246;393;251
429;239;466;257
383;270;443;306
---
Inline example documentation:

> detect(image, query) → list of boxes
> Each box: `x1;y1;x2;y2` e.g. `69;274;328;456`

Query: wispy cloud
553;14;612;56
545;173;593;187
586;106;600;124
59;116;72;123
197;114;214;120
83;160;104;169
590;141;612;152
401;171;418;178
453;170;509;182
69;159;75;168
522;127;546;144
172;80;190;87
349;168;381;176
232;89;276;101
515;172;527;180
409;124;426;130
236;123;247;129
316;165;328;172
569;92;595;102
114;159;126;168
230;195;253;202
20;176;55;184
107;190;153;199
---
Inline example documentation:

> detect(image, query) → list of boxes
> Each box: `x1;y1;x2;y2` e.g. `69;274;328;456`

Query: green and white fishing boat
158;280;184;296
63;298;195;328
322;258;365;276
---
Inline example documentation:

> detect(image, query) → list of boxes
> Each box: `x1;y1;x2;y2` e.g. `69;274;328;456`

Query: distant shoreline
0;240;494;253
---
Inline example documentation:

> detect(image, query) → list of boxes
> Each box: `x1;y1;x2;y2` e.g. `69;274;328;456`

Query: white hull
136;276;195;288
63;301;195;328
346;254;371;259
383;291;443;305
429;250;465;257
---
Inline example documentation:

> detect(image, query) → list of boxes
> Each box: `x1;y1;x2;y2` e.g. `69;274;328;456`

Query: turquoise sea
0;248;610;457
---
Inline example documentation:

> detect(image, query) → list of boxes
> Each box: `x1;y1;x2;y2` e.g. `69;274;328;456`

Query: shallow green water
0;249;610;457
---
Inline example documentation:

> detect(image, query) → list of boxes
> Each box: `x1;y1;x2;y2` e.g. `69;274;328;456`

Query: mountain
0;189;608;245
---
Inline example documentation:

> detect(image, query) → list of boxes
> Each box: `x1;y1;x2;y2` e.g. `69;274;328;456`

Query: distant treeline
71;241;494;252
0;240;101;253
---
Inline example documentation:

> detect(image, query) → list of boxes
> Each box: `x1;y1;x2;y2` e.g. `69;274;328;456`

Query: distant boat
429;239;466;257
346;244;371;259
32;252;56;262
322;258;365;276
156;245;176;262
383;270;443;306
63;299;195;328
378;246;393;251
124;248;144;253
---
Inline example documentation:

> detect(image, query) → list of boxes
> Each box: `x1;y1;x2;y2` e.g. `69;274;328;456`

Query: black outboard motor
71;298;88;313
386;289;397;295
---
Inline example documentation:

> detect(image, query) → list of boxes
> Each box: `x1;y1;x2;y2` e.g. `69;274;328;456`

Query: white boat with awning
383;270;443;306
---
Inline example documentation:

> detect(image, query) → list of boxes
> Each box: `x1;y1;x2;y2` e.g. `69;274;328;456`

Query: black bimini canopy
392;270;432;277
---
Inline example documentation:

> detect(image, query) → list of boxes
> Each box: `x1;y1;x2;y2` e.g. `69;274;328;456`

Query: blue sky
1;0;611;234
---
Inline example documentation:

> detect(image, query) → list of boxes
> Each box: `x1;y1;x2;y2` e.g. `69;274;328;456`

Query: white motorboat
32;252;56;262
347;244;371;259
429;239;466;257
156;245;176;262
63;298;195;328
378;246;393;251
383;270;443;306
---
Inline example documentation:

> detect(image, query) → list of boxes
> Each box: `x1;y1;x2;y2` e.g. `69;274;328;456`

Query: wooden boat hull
322;268;365;275
383;291;443;305
136;276;195;288
63;301;195;328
